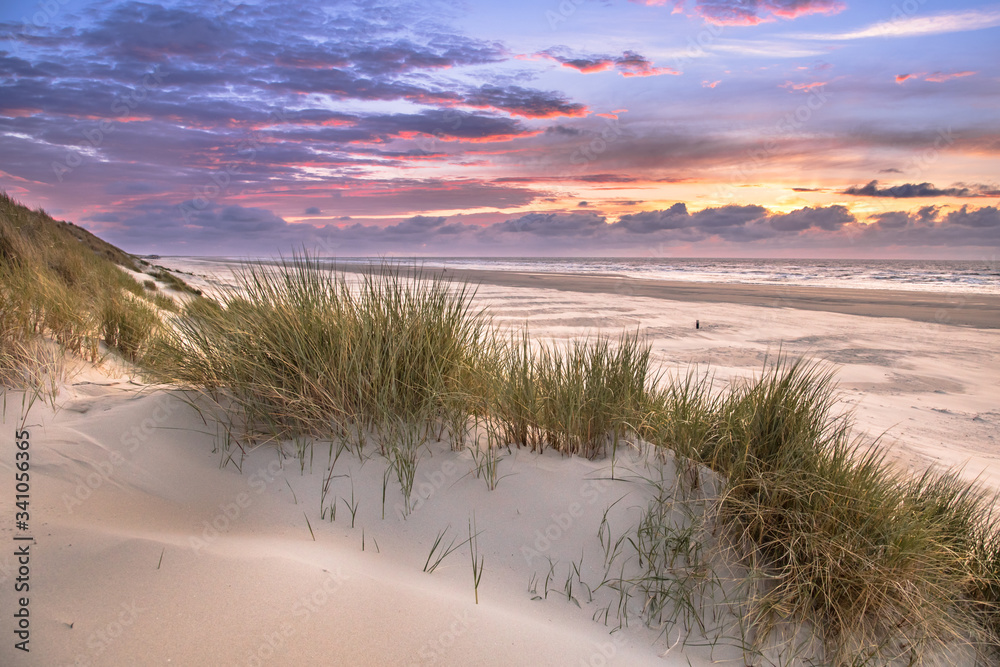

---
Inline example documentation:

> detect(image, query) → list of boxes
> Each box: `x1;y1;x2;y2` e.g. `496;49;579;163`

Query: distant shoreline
334;263;1000;329
167;257;1000;328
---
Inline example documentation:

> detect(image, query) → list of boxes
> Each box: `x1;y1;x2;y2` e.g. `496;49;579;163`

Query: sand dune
4;259;998;665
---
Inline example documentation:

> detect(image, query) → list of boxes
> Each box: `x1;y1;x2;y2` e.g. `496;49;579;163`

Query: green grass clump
0;192;161;384
632;358;1000;663
148;255;492;443
149;267;202;295
100;295;159;363
151;292;179;312
488;330;653;458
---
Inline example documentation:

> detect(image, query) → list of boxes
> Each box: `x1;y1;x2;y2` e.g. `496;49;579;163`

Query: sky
0;0;998;258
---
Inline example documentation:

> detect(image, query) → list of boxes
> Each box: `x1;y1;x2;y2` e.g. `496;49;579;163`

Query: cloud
537;48;678;77
924;70;977;83
614;203;692;233
493;211;607;236
843;180;1000;198
896;71;977;84
94;198;1000;256
800;7;1000;40
464;85;587;118
766;204;852;231
947;205;1000;228
304;207;322;215
649;0;845;26
614;51;679;77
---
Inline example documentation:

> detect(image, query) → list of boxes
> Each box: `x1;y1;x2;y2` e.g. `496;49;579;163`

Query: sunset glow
0;0;997;256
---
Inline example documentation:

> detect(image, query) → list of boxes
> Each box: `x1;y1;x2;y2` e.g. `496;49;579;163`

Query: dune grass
147;256;494;447
99;294;160;363
0;193;210;392
144;254;1000;662
0;192;186;384
6;207;1000;663
485;330;653;458
628;358;1000;663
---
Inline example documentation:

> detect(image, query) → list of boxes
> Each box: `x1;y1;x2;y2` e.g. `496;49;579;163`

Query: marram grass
0;192;187;385
147;255;493;445
632;358;1000;664
5;216;1000;663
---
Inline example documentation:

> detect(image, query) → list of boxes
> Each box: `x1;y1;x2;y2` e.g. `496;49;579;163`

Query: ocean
369;257;1000;295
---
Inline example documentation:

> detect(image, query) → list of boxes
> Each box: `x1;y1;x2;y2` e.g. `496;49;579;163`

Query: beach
4;259;999;665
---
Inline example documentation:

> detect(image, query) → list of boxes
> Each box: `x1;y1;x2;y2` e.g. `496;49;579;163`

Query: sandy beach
336;263;1000;329
3;259;999;665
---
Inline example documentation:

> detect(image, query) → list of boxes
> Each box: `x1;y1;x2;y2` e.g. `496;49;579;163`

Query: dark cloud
537;47;677;77
92;198;1000;256
947;205;1000;228
766;205;852;231
693;204;767;228
614;203;691;233
545;125;583;137
493;212;606;236
304;207;321;215
464;84;587;118
844;180;1000;198
78;4;239;60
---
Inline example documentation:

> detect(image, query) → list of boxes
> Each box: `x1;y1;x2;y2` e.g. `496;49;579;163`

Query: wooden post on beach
696;319;700;330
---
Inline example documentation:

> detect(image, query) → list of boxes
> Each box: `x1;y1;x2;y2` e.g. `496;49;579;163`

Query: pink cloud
635;0;845;26
702;80;721;88
896;71;977;84
537;49;678;77
615;50;680;76
924;70;976;82
781;80;828;91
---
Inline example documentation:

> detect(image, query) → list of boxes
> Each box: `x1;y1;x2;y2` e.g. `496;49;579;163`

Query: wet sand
401;267;1000;329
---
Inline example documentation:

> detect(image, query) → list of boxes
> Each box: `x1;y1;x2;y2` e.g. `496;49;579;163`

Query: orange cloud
641;0;845;26
925;70;976;82
896;71;976;84
781;80;828;91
